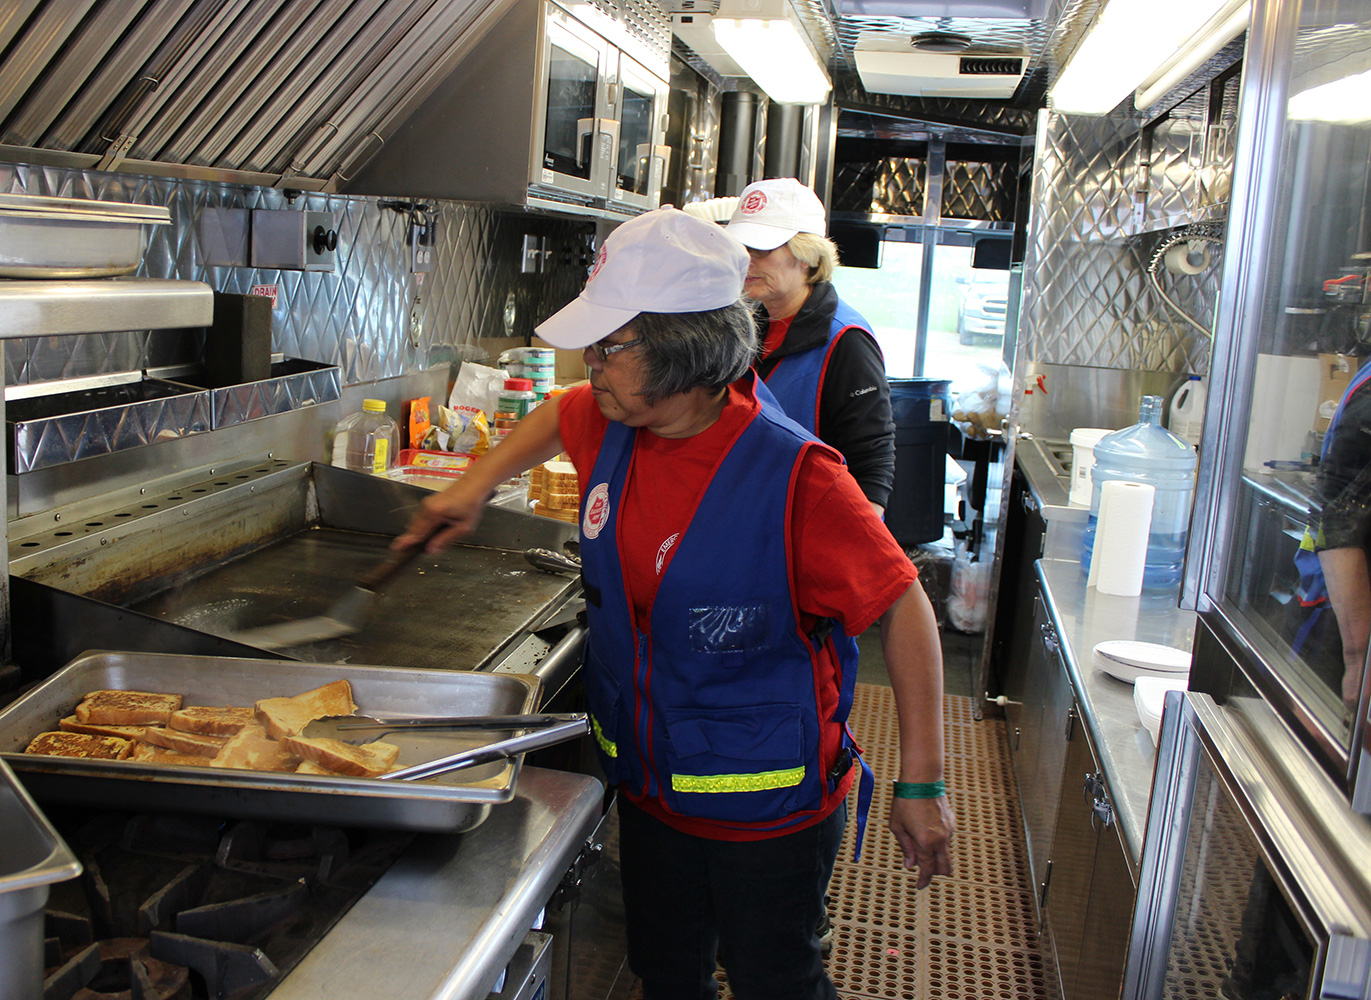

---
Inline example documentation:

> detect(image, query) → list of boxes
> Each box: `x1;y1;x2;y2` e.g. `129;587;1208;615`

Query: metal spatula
303;712;587;745
226;541;427;651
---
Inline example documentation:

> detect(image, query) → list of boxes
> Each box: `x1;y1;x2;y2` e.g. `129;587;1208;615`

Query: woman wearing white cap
397;209;952;1000
726;178;894;517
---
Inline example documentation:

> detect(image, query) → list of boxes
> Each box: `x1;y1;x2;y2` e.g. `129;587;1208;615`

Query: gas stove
40;808;412;1000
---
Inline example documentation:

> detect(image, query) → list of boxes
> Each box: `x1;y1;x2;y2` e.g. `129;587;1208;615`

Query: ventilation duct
854;37;1028;98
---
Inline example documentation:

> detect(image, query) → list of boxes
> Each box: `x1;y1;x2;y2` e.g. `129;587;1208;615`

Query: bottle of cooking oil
331;399;400;474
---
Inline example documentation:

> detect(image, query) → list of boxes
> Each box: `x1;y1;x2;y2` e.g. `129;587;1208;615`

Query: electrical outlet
410;221;432;273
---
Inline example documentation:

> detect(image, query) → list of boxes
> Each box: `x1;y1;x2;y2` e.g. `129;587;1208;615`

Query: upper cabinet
1188;0;1371;809
343;0;671;218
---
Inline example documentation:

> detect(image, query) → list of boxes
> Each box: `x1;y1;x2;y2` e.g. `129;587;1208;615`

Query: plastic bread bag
449;361;506;423
425;405;490;455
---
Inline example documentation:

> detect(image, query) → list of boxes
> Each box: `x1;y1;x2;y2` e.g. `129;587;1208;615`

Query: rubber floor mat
628;684;1062;1000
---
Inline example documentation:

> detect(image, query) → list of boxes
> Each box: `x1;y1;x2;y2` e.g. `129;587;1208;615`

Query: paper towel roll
1089;481;1155;597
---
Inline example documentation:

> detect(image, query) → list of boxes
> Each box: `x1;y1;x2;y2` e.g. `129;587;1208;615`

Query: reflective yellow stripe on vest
590;714;617;758
671;766;806;794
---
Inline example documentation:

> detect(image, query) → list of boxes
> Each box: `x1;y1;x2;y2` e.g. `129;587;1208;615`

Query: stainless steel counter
272;766;604;1000
1035;559;1196;868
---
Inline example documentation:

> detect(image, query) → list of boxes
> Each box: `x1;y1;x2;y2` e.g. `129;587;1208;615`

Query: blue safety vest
577;375;870;842
1292;358;1371;650
761;299;871;436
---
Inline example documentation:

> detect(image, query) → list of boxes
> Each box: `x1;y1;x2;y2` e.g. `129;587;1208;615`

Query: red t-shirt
557;380;916;838
760;315;793;360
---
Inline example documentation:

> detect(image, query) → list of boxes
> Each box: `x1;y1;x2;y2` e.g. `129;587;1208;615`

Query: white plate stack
1092;640;1191;684
1093;640;1191;747
1133;676;1188;746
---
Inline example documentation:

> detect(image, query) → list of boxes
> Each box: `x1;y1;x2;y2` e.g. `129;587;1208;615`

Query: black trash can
886;378;953;548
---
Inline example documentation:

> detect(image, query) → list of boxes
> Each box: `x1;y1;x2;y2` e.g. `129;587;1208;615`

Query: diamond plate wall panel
669;58;723;206
0;162;590;389
944;160;1014;221
834;74;1040;134
872;158;926;216
1020;112;1226;374
831;160;884;214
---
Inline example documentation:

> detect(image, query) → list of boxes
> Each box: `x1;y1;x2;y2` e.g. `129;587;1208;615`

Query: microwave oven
1124;691;1371;1000
344;0;670;219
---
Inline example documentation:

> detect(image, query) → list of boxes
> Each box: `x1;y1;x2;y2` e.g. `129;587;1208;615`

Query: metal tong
302;711;589;782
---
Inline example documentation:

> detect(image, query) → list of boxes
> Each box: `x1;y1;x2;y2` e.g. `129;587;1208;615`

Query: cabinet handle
1091;794;1114;831
1082;770;1104;803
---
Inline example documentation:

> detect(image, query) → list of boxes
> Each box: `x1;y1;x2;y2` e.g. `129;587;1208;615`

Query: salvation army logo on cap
740;190;768;215
583;482;611;539
589;246;609;280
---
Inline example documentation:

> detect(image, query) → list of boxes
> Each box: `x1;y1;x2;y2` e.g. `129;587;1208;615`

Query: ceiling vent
854;35;1027;98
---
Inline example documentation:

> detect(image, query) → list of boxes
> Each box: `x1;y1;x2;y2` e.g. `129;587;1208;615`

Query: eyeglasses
589;337;641;362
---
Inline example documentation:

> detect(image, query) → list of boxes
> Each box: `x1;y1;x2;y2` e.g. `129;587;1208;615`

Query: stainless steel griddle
8;460;582;678
130;527;571;668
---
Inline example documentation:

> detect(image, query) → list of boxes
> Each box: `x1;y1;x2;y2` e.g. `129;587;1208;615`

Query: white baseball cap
535;208;750;351
725;178;827;251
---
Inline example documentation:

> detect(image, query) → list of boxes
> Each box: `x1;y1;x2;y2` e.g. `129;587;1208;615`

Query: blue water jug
1079;395;1197;588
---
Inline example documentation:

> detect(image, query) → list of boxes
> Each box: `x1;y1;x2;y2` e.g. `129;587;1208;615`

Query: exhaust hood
0;0;525;192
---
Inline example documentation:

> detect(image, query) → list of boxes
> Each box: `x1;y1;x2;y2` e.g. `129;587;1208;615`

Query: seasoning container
493;378;536;442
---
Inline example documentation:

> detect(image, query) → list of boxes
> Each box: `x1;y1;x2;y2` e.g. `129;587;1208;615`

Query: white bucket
1068;428;1113;507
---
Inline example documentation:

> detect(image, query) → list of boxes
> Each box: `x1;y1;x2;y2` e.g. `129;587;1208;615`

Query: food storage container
0;757;80;1000
0;193;170;277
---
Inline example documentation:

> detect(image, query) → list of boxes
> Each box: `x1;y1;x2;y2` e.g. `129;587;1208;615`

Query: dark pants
617;796;845;1000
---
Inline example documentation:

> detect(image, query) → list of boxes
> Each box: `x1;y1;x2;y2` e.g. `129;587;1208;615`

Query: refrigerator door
1184;0;1371;808
1124;691;1371;1000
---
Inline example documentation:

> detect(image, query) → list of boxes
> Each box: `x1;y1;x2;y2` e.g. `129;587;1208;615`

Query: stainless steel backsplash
0;162;591;388
1020;95;1235;376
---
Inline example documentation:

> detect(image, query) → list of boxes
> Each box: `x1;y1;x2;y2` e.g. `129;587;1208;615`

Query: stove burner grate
41;809;411;1000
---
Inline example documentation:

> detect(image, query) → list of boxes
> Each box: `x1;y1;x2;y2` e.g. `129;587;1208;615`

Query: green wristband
893;780;946;799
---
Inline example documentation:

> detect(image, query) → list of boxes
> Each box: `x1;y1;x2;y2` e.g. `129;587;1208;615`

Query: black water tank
886;378;953;547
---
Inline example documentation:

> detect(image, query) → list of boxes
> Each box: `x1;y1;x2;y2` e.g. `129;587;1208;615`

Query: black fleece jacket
755;281;896;508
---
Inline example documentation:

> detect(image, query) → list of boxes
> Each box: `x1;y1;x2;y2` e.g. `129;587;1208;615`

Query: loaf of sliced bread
25;730;133;759
59;716;156;741
211;722;302;772
168;705;254;736
254;680;357;740
74;690;183;726
140;726;228;757
280;735;400;778
128;741;213;766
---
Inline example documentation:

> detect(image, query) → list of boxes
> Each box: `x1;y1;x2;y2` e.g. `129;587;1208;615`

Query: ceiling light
710;0;831;105
1134;0;1248;110
1050;0;1244;115
1288;66;1371;123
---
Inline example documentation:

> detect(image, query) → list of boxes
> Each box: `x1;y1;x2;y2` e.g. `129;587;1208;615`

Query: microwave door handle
651;144;671;186
576;118;596;168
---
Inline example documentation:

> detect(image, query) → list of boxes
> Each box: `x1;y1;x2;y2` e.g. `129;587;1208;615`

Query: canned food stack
531;460;580;523
501;347;557;399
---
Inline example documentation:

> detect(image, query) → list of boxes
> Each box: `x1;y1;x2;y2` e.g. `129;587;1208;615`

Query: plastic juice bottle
331;399;400;474
1079;395;1197;588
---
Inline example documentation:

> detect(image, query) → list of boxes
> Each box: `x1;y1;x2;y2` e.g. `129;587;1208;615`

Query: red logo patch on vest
583;483;611;539
740;190;768;215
